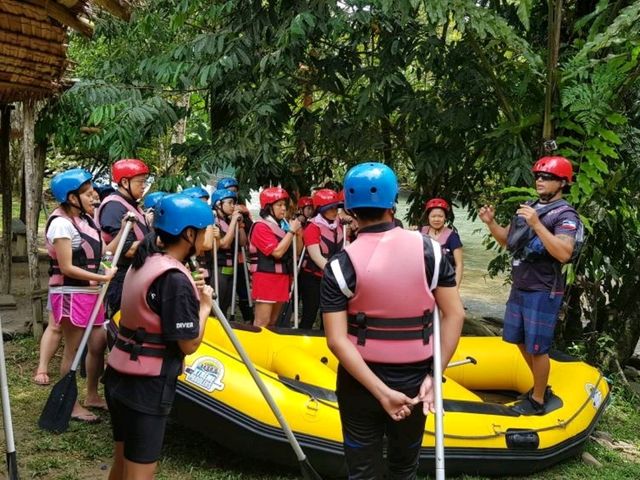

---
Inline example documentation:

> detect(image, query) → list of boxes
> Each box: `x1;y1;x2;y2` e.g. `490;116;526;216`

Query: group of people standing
34;153;581;480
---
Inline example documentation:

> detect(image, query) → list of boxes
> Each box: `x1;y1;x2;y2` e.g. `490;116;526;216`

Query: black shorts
105;390;168;464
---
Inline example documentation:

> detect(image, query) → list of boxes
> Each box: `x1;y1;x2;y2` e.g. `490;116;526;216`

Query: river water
394;195;509;321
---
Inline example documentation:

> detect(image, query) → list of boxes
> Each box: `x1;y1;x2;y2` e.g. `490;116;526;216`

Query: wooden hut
0;0;130;336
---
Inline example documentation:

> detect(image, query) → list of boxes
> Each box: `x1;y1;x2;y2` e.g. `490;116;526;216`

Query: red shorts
251;271;291;303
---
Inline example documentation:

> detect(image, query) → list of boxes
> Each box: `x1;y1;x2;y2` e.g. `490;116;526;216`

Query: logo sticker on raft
585;383;603;409
184;356;225;393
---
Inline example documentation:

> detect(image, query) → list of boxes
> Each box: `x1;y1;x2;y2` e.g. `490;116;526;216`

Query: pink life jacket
340;227;439;364
420;226;453;246
421;226;457;267
45;207;103;287
95;193;148;244
215;218;234;267
107;254;200;377
248;219;292;275
302;218;344;276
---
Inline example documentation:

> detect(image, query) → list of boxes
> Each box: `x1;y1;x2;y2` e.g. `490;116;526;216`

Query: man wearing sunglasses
479;156;581;415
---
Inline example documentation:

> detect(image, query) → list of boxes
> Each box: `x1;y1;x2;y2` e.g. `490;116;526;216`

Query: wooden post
22;99;44;338
0;104;12;295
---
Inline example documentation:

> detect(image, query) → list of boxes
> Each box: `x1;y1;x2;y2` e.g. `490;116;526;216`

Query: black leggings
299;271;322;329
235;264;254;322
336;366;426;480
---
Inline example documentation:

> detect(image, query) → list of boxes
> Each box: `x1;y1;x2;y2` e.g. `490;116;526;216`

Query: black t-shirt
320;222;456;387
105;268;200;415
98;192;149;268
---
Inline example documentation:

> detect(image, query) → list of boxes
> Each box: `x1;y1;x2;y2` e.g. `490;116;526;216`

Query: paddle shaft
292;234;299;329
211;301;309;463
241;246;253;308
230;222;239;317
432;308;445;480
0;315;18;480
71;219;134;372
213;238;219;307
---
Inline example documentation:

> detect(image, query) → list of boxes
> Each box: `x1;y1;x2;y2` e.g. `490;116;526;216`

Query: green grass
3;336;639;479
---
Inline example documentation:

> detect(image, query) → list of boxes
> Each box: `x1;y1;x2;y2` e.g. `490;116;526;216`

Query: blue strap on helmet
343;162;398;209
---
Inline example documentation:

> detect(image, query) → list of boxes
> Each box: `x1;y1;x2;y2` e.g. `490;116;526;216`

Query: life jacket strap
348;310;434;345
118;325;164;344
114;337;167;361
347;325;433;341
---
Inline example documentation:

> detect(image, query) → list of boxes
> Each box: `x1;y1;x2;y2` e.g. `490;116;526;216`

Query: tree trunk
0;104;12;294
22;99;44;338
542;0;563;143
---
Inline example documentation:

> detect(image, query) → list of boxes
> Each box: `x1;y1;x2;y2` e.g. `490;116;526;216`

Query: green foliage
42;0;640;365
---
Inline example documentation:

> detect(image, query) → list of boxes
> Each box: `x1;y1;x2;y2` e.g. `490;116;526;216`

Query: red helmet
337;189;345;202
112;159;150;184
532;156;573;182
259;187;290;209
312;189;342;210
297;196;313;209
425;198;450;212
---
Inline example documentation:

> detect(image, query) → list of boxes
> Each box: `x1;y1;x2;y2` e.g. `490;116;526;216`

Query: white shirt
46;216;82;249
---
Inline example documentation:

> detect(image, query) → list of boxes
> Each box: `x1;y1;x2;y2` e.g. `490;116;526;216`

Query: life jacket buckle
422;310;433;345
130;343;142;361
356;312;367;346
133;327;147;343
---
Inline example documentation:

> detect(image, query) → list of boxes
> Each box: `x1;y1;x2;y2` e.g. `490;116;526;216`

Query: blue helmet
210;188;237;207
143;191;166;210
343;162;398;210
153;193;215;235
51;168;93;203
216;177;238;190
181;186;210;200
93;183;116;201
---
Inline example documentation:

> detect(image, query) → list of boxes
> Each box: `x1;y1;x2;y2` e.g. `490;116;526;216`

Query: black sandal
513;392;546;416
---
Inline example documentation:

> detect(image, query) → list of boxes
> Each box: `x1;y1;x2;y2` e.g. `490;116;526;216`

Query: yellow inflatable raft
160;319;610;477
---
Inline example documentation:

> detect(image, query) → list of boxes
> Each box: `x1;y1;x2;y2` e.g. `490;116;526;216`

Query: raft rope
201;337;607;441
423;373;607;440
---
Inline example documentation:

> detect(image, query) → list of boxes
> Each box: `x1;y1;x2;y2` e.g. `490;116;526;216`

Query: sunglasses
534;172;561;182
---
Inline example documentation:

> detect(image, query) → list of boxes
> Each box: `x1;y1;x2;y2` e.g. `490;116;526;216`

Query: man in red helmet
479;156;582;415
96;159;152;318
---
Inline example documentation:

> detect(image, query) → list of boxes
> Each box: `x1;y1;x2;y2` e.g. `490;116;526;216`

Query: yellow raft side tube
179;319;609;456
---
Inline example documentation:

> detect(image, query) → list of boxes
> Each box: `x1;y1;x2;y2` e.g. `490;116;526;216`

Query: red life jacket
337;227;440;364
95;193;148;244
216;218;234;267
107;254;200;377
248;218;291;274
45;207;103;287
302;218;344;276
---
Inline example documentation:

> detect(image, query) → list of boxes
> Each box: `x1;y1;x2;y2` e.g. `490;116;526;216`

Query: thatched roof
0;0;130;103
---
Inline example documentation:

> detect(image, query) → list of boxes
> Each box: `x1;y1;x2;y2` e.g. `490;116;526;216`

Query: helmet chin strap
68;193;86;215
181;228;198;258
121;179;136;202
539;184;564;203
